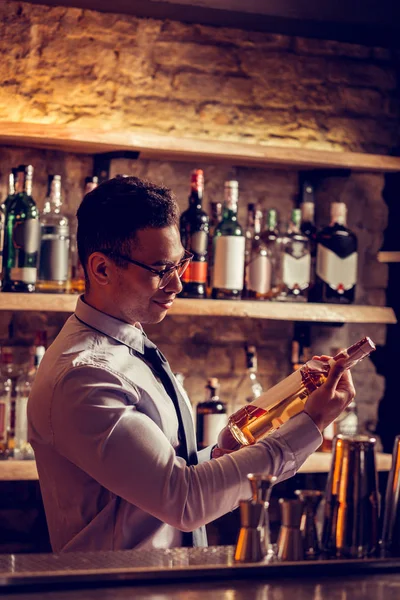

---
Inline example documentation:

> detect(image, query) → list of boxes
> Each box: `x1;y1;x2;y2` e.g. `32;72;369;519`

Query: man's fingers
323;357;347;394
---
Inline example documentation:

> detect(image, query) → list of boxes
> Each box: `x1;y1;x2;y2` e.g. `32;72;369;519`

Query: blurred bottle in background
196;377;227;450
234;345;263;413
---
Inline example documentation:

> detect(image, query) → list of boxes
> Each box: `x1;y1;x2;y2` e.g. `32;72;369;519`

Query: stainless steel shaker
321;434;379;558
381;435;400;556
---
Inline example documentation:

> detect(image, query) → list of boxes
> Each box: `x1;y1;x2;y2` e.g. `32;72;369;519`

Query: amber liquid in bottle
217;337;375;451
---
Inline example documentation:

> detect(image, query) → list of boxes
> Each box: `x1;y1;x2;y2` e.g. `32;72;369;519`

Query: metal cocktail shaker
381;435;400;556
322;434;379;558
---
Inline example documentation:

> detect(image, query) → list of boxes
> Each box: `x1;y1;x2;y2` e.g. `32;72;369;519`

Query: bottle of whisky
37;175;70;293
212;181;245;300
180;169;209;299
315;202;358;304
70;176;98;293
2;165;40;293
279;208;311;302
245;207;273;300
206;201;222;296
196;377;227;450
217;337;375;451
234;345;263;413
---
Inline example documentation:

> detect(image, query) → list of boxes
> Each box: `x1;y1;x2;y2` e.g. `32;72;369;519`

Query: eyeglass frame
100;249;194;289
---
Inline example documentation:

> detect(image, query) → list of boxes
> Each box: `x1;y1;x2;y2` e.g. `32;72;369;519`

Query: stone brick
296;57;329;83
240;51;298;80
325;117;398;151
172;72;254;105
328;60;397;90
295;37;371;59
152;42;239;73
338;87;383;116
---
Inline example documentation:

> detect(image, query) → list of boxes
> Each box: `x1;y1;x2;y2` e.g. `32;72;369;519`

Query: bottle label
10;267;37;284
316;245;358;291
182;261;207;284
246;255;272;294
12;219;40;254
202;413;228;447
283;253;311;290
0;401;7;442
213;236;245;290
39;235;70;282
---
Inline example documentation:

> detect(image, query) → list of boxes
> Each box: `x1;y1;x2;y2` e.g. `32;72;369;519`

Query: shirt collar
75;296;145;354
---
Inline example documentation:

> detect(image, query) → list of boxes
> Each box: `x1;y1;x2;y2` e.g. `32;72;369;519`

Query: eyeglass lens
159;260;190;289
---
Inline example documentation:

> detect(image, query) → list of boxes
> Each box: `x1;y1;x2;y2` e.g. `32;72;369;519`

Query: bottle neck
189;170;204;208
266;210;278;231
8;172;15;197
330;202;347;226
45;178;63;213
301;202;315;224
223;181;239;216
15;168;33;196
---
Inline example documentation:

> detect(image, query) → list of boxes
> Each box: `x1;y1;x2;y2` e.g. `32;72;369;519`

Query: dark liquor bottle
196;377;227;450
70;176;98;294
2;165;40;293
212;180;245;300
1;170;17;287
206;201;222;296
245;207;273;299
290;322;312;372
37;175;70;293
244;202;256;267
279;208;311;302
315;202;358;304
180;170;209;299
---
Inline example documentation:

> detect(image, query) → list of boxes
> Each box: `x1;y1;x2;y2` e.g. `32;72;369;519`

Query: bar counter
0;547;400;599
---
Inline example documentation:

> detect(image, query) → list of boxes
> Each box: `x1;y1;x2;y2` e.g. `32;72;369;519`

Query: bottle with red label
315;202;358;304
179;169;209;299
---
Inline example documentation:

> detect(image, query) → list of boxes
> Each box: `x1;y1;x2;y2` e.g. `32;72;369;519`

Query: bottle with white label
245;207;274;300
278;208;311;302
315;202;358;304
196;378;227;450
2;165;40;293
212;181;245;300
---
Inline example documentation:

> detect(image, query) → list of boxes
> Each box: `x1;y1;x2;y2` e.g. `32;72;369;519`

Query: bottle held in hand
217;337;375;451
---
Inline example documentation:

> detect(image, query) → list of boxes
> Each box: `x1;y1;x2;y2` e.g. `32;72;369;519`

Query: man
28;176;355;553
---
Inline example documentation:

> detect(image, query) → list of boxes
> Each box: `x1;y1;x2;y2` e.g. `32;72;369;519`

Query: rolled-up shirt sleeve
52;364;322;532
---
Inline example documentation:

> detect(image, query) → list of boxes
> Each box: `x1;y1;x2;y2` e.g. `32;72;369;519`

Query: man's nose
164;268;183;294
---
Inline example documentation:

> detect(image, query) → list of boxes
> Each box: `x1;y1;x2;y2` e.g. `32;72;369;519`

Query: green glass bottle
0;169;17;288
2;165;40;293
211;180;245;300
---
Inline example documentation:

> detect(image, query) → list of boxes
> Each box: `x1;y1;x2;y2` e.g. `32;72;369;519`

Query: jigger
277;498;304;561
322;434;379;558
247;473;277;558
295;489;323;559
234;499;265;563
381;435;400;556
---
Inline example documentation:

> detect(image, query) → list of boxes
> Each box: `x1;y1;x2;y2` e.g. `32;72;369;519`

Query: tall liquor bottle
180;170;209;299
244;203;256;266
212;180;245;300
2;165;40;293
245;208;273;299
290;322;312;372
233;345;263;413
315;202;358;304
206;201;222;295
278;208;311;302
37;175;70;293
0;170;17;288
196;377;227;450
0;356;12;459
217;336;375;451
70;176;98;293
300;182;317;254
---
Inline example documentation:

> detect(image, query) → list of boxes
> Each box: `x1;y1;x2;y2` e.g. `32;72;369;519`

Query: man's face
111;225;185;325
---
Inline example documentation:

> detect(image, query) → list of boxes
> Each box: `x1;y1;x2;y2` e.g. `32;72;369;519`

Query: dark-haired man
28;176;355;553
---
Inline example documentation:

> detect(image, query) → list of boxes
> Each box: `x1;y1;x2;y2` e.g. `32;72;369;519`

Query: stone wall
0;0;399;440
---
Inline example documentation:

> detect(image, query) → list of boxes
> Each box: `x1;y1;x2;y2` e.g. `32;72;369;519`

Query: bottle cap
191;169;204;193
332;337;376;370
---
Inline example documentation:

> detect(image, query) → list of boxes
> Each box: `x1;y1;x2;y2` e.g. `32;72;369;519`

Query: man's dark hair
77;176;179;284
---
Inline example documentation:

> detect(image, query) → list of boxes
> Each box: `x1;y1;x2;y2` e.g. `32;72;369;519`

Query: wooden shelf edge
1;121;400;172
0;452;391;480
0;295;395;324
378;251;400;263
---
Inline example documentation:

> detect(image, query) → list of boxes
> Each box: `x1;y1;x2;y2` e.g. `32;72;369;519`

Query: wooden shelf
0;452;391;481
0;294;395;324
377;251;400;263
1;121;400;172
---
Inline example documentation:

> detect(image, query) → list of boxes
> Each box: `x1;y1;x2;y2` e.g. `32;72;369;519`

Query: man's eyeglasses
102;250;193;290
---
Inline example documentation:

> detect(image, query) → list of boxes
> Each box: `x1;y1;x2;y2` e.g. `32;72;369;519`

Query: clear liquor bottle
206;201;222;296
70;176;98;294
279;208;311;302
196;377;227;450
0;354;12;459
36;175;70;293
14;339;46;460
212;181;245;300
234;345;263;413
315;202;358;304
2;165;40;293
180;169;209;299
217;337;375;451
321;400;359;453
245;209;273;300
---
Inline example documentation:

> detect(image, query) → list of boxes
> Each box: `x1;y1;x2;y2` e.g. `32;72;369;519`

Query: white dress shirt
28;297;322;553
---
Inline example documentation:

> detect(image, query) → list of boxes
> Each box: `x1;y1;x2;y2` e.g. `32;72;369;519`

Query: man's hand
304;354;356;433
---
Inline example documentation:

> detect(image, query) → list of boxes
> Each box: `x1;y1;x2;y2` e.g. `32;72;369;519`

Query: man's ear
86;253;113;287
